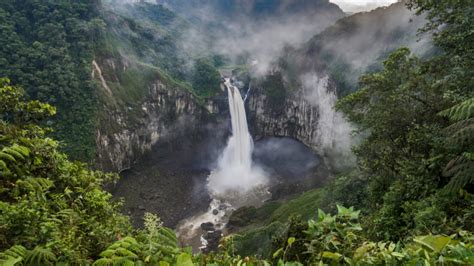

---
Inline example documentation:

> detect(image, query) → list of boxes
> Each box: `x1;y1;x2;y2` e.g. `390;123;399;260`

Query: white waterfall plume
207;78;267;202
177;78;268;250
302;74;355;169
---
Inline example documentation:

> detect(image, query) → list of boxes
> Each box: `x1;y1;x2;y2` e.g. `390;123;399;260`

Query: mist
212;13;343;76
317;2;430;79
164;0;345;77
301;74;355;169
253;137;321;178
331;0;398;13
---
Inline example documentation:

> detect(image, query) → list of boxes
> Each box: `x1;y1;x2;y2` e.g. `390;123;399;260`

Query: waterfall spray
177;78;269;249
207;78;268;203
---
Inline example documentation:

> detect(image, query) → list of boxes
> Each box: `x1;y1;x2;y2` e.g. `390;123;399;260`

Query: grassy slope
229;189;325;257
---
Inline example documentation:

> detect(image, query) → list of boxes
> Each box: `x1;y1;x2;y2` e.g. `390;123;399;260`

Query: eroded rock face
92;58;220;172
247;74;355;171
246;75;341;154
247;87;319;151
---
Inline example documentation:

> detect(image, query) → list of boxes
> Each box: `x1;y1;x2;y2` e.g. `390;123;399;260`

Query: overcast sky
330;0;399;13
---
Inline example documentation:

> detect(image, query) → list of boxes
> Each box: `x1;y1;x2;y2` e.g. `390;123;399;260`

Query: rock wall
92;57;220;172
247;73;355;171
247;86;319;151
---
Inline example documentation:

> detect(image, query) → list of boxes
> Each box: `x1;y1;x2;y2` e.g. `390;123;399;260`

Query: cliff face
247;85;319;150
247;73;355;171
92;57;220;172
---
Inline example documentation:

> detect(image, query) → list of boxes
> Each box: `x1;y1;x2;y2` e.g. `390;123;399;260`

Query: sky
330;0;399;13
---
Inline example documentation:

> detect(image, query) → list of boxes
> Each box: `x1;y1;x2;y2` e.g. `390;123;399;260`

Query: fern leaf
24;246;56;265
92;258;113;266
99;249;115;258
154;229;178;248
10;144;30;157
444;118;474;135
158;227;178;246
16;178;54;193
443;156;474;193
2;245;27;258
122;236;139;245
441;97;474;193
3;147;25;161
439;97;474;121
445;122;474;150
0;152;16;163
0;245;27;266
0;159;8;170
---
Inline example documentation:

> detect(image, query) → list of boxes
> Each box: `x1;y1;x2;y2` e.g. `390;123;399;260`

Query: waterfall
177;78;269;249
223;78;252;168
207;78;267;202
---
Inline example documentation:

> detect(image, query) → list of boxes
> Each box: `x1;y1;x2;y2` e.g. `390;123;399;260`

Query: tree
191;58;221;97
408;0;473;101
0;78;130;264
335;0;474;240
0;1;102;161
440;97;474;193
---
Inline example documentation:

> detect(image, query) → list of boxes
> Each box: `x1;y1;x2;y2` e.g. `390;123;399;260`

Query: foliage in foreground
0;78;130;264
97;207;474;265
271;206;473;265
334;0;474;241
3;204;472;265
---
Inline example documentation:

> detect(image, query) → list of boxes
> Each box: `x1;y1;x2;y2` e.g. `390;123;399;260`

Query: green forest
0;0;473;265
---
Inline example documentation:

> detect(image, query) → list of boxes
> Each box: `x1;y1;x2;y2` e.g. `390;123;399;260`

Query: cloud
213;14;339;76
301;73;356;169
304;2;430;85
168;1;344;77
330;0;398;13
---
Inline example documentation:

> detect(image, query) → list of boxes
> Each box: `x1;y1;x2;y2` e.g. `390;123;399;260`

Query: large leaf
322;251;342;260
176;253;194;266
413;235;452;253
2;257;22;266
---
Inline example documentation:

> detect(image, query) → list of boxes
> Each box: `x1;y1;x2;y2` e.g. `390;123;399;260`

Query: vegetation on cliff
0;0;224;163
